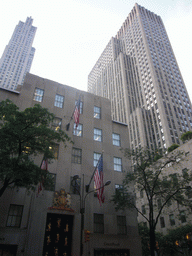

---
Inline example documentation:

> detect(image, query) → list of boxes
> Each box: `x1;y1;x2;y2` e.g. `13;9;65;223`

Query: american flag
94;155;105;205
73;97;81;128
37;158;48;196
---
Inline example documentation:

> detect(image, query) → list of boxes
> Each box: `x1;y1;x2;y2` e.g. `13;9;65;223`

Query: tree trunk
149;226;156;256
0;178;10;197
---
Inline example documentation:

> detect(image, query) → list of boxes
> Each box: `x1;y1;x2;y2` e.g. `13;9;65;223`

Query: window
54;94;64;108
180;211;186;223
33;88;44;102
49;144;59;159
94;128;102;142
157;199;161;210
44;173;56;191
94;213;104;233
112;133;120;146
70;176;81;195
72;148;82;164
52;117;62;131
117;216;127;235
75;100;83;114
142;205;146;214
73;123;83;137
169;214;175;226
6;204;23;227
114;157;122;172
160;217;165;228
94;106;101;119
94;152;101;167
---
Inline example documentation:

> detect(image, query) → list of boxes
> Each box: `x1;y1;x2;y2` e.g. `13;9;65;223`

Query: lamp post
71;174;111;256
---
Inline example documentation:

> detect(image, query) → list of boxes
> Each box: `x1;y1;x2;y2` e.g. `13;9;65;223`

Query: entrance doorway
42;213;73;256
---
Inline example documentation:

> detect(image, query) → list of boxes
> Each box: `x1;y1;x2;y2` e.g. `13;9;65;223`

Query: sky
0;0;192;100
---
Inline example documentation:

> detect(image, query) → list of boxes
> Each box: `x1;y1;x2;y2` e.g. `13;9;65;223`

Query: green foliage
112;147;192;256
168;144;179;152
0;99;72;197
181;131;192;142
160;224;192;255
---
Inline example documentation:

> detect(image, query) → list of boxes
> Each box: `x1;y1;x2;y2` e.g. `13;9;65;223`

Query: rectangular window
169;214;175;226
52;117;62;131
93;152;101;167
94;106;101;119
54;94;64;108
94;128;102;142
44;173;56;191
117;216;127;235
73;123;83;137
94;213;104;233
160;217;165;228
75;100;83;114
33;88;44;102
72;148;82;164
157;199;161;210
112;133;120;146
114;157;122;172
6;204;23;228
142;205;146;214
180;211;186;223
49;144;59;159
70;176;81;195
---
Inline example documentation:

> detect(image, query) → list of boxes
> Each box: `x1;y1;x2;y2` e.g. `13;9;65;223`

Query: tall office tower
0;17;36;90
88;3;192;151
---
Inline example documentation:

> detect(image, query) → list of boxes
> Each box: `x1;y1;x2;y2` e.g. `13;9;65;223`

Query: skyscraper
88;4;192;151
0;17;36;90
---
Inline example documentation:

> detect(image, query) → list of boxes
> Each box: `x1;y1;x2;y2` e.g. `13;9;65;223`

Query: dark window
72;148;82;164
160;217;165;228
180;211;186;223
169;214;175;226
6;204;23;228
44;173;56;191
70;176;81;195
142;205;146;214
117;216;127;235
94;213;104;233
157;199;161;210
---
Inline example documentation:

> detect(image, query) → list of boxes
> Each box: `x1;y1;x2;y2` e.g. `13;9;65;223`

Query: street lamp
71;174;111;256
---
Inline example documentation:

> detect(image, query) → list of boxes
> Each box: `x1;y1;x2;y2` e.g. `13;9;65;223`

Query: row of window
72;148;123;172
71;123;121;146
6;204;127;235
33;88;102;118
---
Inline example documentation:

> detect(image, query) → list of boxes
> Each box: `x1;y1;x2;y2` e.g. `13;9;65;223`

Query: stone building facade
0;73;142;256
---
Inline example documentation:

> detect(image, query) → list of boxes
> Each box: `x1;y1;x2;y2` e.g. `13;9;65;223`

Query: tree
181;131;192;143
161;224;192;256
168;144;179;153
0;99;72;197
111;147;192;256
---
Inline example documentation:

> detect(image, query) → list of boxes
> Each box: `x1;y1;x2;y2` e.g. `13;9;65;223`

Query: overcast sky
0;0;192;100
